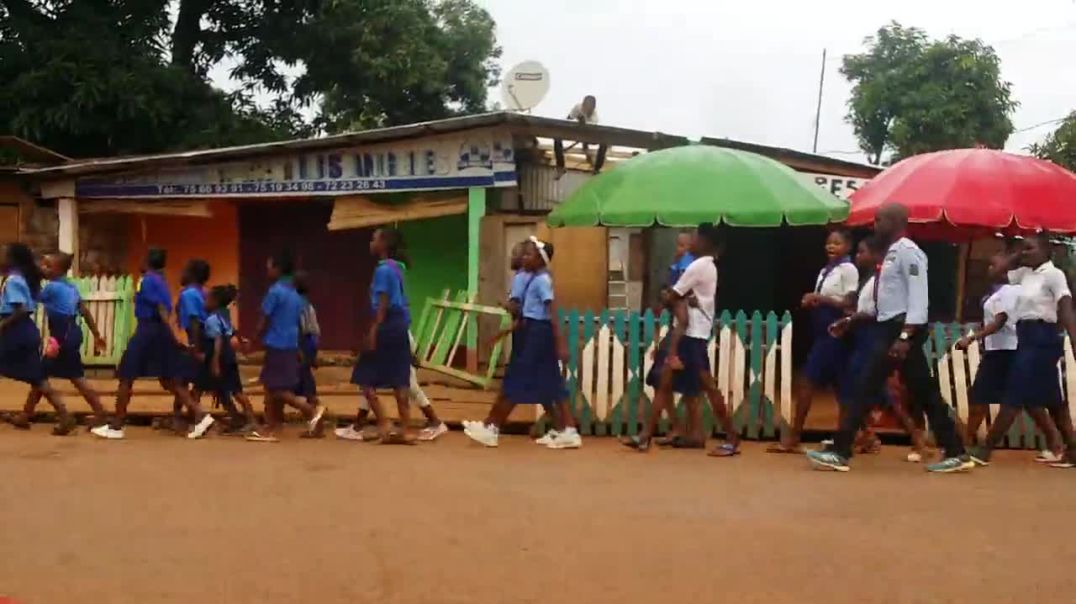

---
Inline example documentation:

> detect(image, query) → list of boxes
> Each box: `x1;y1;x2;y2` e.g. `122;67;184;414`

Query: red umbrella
847;149;1076;241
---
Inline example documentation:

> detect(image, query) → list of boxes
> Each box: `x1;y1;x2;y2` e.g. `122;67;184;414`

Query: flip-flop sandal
245;431;279;443
8;414;31;430
708;443;741;458
51;417;77;436
620;436;651;452
380;431;415;445
670;436;705;449
766;443;805;454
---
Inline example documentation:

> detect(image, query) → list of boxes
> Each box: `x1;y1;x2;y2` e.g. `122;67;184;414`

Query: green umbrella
546;145;849;228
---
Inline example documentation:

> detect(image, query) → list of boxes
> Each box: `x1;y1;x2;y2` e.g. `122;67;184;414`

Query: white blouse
1010;262;1072;323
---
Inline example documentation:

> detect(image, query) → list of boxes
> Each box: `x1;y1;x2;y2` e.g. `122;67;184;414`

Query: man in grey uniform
807;203;973;473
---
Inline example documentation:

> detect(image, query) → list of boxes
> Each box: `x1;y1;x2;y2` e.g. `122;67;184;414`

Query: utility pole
812;48;827;154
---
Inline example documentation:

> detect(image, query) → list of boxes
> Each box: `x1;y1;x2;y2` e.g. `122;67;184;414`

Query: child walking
92;248;215;440
245;251;326;442
293;272;322;417
171;259;210;434
954;251;1026;449
11;252;108;430
968;234;1076;467
770;229;858;453
464;237;582;449
347;228;421;444
0;244;76;435
621;225;738;456
203;285;256;434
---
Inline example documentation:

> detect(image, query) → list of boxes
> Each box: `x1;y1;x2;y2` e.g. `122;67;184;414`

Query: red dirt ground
1;426;1075;603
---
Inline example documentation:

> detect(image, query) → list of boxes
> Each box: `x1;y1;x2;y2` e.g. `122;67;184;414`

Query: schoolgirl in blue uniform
350;228;416;444
12;252;108;431
0;244;76;435
770;229;858;453
969;234;1076;467
245;250;325;442
955;251;1029;448
203;284;256;434
92;248;214;440
293;272;322;412
464;237;582;449
171;259;210;433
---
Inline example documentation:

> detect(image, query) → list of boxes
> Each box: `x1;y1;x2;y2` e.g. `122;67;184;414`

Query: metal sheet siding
518;165;592;212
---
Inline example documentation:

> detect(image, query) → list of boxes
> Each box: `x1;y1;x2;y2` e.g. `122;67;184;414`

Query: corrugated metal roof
15;111;880;179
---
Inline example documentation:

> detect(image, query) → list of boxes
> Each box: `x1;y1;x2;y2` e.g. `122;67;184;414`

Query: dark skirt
838;323;888;408
44;313;84;380
201;336;243;397
803;306;849;387
261;347;300;393
971;349;1015;406
295;334;318;398
502;318;568;405
351;314;411;389
646;334;711;397
0;314;45;385
1004;322;1064;408
117;319;182;380
177;327;205;388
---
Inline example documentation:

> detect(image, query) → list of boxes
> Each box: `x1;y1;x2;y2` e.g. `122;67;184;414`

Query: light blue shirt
261;278;303;349
39;279;80;316
668;252;695;288
876;237;929;325
370;260;410;320
512;270;554;321
509;270;528;300
204;311;234;340
177;285;207;332
0;273;35;314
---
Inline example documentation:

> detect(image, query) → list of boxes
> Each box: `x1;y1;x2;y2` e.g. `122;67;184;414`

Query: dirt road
0;429;1073;603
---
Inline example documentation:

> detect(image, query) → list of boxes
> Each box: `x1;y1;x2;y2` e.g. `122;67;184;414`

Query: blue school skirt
838;322;888;408
177;327;206;389
0;314;45;385
200;336;243;397
1003;321;1064;408
803;306;849;387
117;318;182;380
970;349;1015;406
646;334;711;397
503;318;567;405
351;312;411;389
44;313;84;380
261;346;300;393
295;333;318;398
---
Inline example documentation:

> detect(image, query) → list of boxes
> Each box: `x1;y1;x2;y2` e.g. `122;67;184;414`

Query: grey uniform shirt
876;237;929;325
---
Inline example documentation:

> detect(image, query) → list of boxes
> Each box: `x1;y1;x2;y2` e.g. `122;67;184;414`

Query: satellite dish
501;61;550;112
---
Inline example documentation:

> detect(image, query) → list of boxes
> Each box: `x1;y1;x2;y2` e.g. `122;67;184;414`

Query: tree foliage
1029;112;1076;172
841;22;1017;165
0;0;501;158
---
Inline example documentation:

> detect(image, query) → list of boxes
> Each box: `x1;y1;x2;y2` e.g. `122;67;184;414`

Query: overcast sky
475;0;1076;163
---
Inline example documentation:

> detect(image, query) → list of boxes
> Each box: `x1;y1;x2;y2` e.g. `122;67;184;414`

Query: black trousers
835;319;964;459
554;139;608;173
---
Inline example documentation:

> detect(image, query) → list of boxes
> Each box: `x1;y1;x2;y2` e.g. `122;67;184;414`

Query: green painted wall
399;214;468;314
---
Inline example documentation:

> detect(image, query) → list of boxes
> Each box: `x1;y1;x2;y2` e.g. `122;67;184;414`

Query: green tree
1;0;501;157
841;22;1017;165
1029;112;1076;172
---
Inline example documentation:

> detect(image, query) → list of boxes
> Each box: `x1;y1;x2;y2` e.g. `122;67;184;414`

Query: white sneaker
1036;449;1063;463
188;415;215;439
546;429;582;450
906;451;923;463
418;423;448;442
464;423;499;447
91;425;125;440
335;425;365;441
821;438;834;447
536;430;560;446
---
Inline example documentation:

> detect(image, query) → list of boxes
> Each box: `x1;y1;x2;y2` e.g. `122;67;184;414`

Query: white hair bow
528;235;550;266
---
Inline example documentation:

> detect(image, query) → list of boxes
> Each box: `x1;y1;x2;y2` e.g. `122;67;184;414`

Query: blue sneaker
926;455;974;473
806;449;849;472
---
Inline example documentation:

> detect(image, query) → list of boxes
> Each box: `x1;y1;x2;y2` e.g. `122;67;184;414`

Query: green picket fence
544;309;795;439
927;322;1076;451
34;275;135;367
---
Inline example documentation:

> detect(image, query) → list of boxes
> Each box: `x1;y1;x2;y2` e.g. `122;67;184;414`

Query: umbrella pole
955;243;970;323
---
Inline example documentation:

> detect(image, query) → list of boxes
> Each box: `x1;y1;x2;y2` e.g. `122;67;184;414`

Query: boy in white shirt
621;224;739;456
